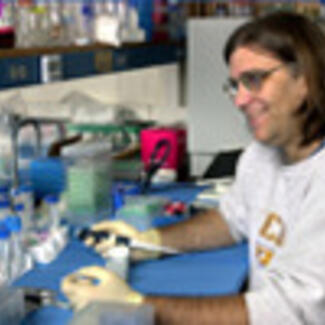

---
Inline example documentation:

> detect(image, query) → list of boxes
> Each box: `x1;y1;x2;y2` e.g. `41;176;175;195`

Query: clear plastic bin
62;140;113;227
115;195;168;231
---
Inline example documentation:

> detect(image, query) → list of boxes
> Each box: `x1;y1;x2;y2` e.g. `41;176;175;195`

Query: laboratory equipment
28;234;58;265
94;0;145;46
78;228;179;256
43;194;61;230
62;139;112;227
13;203;28;231
27;193;68;265
0;113;66;189
115;195;169;231
164;201;187;216
5;215;33;282
140;127;187;183
30;157;66;200
22;287;71;312
72;0;95;45
0;222;10;286
140;138;171;193
51;225;69;252
0;198;10;221
19;183;35;229
28;226;68;265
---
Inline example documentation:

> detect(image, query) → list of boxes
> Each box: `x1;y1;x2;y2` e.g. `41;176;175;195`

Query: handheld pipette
23;287;72;311
77;228;180;256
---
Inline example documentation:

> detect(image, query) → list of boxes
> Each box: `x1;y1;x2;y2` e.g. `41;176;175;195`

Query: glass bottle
0;222;11;285
5;215;28;281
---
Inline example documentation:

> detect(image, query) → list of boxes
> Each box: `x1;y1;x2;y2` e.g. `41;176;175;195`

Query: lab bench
14;183;248;324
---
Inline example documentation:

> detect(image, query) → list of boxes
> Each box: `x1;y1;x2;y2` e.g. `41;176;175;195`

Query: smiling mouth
246;107;269;131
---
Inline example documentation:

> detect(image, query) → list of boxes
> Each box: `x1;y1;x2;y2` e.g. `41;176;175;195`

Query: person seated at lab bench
62;12;325;325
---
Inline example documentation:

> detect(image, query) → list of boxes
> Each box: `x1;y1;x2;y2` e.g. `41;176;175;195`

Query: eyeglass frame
223;64;294;99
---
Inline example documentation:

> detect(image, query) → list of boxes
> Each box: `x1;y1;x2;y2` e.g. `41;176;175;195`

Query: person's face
227;46;308;147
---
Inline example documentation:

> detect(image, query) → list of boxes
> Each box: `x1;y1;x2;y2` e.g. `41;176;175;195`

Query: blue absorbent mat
130;242;248;296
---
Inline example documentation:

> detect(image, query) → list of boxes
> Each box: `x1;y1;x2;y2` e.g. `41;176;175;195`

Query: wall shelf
0;41;185;89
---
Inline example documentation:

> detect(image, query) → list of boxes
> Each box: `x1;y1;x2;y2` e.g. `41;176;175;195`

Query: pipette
130;238;179;255
77;228;180;256
22;287;72;311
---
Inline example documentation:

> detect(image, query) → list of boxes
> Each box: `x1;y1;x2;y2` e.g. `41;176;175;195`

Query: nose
233;83;253;109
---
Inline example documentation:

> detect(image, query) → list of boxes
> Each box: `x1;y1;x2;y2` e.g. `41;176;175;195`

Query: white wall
0;63;186;124
187;18;251;176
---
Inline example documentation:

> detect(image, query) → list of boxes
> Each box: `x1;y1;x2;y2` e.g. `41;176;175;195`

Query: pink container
140;127;187;171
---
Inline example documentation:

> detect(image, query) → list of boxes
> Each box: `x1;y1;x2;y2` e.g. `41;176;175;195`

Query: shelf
0;41;185;89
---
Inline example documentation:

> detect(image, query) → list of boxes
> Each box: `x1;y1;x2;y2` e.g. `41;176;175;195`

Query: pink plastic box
140;127;187;171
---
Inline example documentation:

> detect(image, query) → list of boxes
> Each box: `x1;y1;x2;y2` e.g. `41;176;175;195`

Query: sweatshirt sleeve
218;143;260;242
219;177;249;242
245;170;325;325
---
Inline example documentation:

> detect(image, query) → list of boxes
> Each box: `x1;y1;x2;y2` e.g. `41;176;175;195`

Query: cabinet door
0;57;40;88
62;51;96;79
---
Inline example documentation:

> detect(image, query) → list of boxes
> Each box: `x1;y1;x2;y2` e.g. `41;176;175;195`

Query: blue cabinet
0;57;40;88
0;42;185;89
62;51;96;79
112;43;185;71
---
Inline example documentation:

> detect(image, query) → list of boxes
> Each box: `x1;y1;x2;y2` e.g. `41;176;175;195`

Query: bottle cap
14;203;25;212
4;215;22;233
44;194;59;204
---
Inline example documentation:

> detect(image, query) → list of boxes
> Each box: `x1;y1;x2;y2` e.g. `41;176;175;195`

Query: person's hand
86;220;162;261
61;265;143;311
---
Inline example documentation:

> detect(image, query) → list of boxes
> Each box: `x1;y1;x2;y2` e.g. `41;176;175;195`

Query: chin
253;131;272;145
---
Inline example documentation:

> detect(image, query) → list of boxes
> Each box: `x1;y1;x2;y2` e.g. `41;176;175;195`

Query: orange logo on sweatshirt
256;213;285;266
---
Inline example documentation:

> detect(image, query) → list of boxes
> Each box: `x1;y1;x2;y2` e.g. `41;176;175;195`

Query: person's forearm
159;209;236;252
145;294;249;325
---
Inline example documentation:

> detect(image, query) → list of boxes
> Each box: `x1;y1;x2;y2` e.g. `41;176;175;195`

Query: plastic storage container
115;195;168;231
61;140;112;227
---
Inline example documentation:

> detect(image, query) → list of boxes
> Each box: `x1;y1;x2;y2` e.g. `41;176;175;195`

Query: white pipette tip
130;239;180;255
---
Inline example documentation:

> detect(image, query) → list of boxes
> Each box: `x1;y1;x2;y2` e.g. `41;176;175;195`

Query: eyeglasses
223;64;288;99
